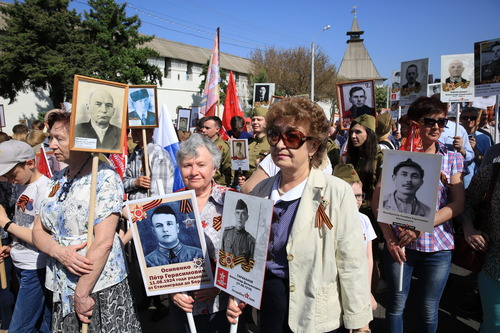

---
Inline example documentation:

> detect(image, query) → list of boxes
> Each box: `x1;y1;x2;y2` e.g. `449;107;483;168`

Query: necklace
58;155;92;202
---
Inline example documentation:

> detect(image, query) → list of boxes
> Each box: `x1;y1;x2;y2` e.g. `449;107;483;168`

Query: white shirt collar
270;173;308;203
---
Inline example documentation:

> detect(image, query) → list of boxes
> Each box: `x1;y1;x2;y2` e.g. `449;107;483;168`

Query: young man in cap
0;140;51;332
221;199;255;262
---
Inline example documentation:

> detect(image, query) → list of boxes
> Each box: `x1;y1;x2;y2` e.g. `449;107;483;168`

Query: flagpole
217;28;221;119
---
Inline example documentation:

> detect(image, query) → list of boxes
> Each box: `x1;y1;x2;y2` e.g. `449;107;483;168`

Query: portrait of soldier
145;204;203;267
232;141;246;160
74;89;121;151
402;64;422;92
221;199;255;262
179;117;188;132
347;86;375;118
382;158;431;217
445;59;468;84
482;42;500;82
254;85;270;107
128;88;156;126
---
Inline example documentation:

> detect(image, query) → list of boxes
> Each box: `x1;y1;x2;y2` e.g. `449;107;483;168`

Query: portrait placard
399;58;429;106
0;104;5;128
70;75;128;153
127;85;158;128
336;79;376;130
190;106;200;129
391;69;401;101
125;190;213;296
215;191;273;309
472;95;496;109
474;37;500;97
253;83;275;108
427;83;441;97
230;139;249;171
377;150;441;234
176;108;192;132
440;54;474;102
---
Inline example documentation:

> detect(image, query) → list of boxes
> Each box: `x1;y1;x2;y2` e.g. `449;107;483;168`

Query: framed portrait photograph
474;38;500;97
440;54;474;103
125;190;214;296
215;191;273;309
230;139;249;171
399;58;429;106
390;69;401;101
0;104;5;128
70;75;128;153
377;150;442;234
127;85;158;128
253;83;275;108
427;83;441;97
176;108;192;132
336;79;376;130
190;106;200;129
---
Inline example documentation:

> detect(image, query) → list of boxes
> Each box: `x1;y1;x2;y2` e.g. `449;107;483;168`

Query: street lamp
311;25;331;102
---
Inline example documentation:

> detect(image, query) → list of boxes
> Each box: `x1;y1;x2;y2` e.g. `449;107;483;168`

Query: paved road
138;263;481;332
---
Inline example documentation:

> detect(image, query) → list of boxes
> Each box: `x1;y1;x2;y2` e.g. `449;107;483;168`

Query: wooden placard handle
0;261;7;289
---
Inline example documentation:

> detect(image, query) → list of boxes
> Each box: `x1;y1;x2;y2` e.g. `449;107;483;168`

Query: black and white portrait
440;54;474;102
71;75;127;153
127;85;158;128
336;79;375;130
377;150;441;233
253;83;275;108
221;199;255;262
399;59;429;106
475;38;500;97
176;108;192;132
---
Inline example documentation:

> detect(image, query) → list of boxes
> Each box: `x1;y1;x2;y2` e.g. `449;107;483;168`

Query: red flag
38;147;52;178
222;71;245;131
399;121;424;152
108;130;128;179
200;28;220;117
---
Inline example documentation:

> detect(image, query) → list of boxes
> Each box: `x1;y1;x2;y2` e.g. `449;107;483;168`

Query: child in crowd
0;140;52;332
334;163;378;311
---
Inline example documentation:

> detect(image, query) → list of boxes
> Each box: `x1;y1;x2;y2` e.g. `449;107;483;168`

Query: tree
81;0;162;85
250;46;340;103
375;86;389;112
0;0;87;107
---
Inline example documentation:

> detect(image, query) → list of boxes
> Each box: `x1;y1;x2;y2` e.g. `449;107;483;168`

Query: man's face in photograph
393;166;423;196
448;60;465;78
88;91;115;127
492;45;500;62
259;86;267;98
152;213;179;247
406;66;418;84
349;89;367;108
234;208;249;231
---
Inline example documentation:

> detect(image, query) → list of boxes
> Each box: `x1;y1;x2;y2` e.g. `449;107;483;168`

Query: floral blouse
40;163;127;317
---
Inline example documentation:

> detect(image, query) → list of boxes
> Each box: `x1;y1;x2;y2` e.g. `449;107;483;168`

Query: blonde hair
26;130;48;147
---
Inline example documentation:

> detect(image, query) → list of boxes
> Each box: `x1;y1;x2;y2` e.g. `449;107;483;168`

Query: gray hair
176;133;221;169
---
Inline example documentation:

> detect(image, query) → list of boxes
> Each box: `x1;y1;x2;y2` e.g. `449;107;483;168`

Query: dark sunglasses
421;117;448;128
267;129;312;149
460;116;477;121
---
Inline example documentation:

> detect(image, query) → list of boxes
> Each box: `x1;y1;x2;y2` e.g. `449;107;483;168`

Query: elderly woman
227;97;372;332
169;133;245;333
32;112;141;332
373;96;465;333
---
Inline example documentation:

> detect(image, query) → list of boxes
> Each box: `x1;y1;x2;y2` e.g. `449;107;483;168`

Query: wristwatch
3;221;14;232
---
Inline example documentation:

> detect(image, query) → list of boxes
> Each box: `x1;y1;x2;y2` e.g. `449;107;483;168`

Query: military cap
333;163;360;183
354;114;376;132
376;112;393;137
252;107;268;117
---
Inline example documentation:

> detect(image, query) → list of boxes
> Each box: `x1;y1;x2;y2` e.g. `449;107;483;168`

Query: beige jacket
251;168;373;332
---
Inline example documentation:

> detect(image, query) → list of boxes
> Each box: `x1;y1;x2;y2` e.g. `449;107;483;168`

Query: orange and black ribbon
180;199;193;214
213;216;222;231
218;249;255;272
16;195;29;212
143;199;162;211
315;204;333;230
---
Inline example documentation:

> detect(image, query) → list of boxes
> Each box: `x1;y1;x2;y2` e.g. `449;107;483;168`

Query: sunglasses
460;116;477;121
420;118;448;128
267;129;312;149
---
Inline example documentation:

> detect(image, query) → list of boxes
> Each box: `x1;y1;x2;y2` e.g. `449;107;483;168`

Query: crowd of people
0;94;498;333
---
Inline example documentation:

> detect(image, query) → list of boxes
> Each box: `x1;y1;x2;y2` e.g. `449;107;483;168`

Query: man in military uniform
245;107;271;178
200;116;232;186
222;199;255;262
482;42;500;82
145;205;203;267
347;86;375;118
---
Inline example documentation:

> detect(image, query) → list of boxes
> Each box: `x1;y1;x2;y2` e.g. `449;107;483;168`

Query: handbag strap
478;163;500;230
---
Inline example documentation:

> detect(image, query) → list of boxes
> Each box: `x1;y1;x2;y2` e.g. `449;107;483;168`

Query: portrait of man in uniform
128;87;157;126
221;199;255;262
382;158;431;218
145;204;203;267
402;64;422;92
482;42;500;82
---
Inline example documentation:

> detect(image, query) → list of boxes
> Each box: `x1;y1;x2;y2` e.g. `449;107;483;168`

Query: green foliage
198;60;227;104
0;0;163;108
375;85;389;112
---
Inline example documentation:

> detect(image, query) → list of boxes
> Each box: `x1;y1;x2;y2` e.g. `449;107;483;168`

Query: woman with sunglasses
227;97;372;332
373;97;465;333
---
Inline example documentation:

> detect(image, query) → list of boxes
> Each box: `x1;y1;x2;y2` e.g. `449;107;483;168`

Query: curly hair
265;97;329;168
407;96;447;122
346;121;379;195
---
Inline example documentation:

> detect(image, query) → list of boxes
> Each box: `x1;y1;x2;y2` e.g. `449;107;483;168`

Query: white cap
0;140;35;176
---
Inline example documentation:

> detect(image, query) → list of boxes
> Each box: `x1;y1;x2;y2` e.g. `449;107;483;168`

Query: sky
4;0;499;84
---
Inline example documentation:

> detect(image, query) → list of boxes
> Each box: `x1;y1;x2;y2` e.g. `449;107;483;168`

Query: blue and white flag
153;104;185;191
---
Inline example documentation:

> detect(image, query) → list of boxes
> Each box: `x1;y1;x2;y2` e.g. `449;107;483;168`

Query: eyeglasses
267;129;312;149
420;118;448;128
460;116;477;121
355;193;366;201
